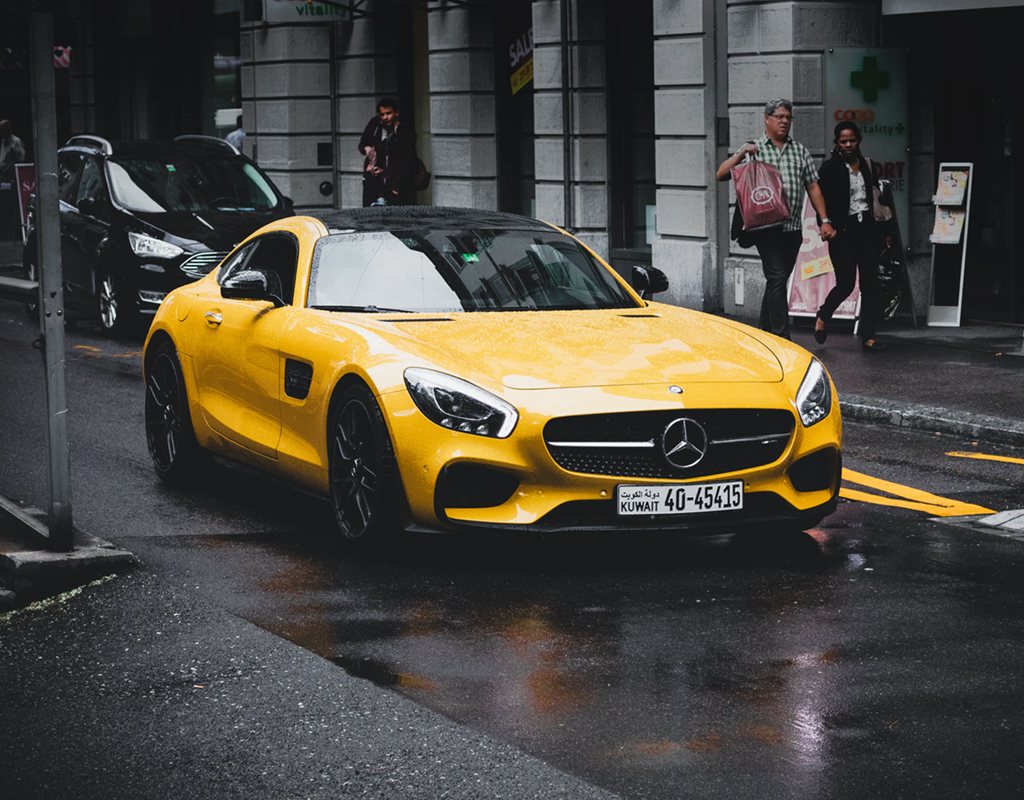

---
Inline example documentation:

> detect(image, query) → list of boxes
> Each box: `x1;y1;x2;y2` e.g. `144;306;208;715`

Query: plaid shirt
754;133;819;232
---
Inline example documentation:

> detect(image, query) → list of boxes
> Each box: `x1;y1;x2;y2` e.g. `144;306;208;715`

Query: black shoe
813;317;827;344
862;340;886;352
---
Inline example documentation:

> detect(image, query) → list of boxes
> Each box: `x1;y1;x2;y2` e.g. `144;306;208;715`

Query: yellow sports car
144;208;841;543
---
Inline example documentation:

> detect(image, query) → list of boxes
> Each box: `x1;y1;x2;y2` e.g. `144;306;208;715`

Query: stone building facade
56;0;1024;326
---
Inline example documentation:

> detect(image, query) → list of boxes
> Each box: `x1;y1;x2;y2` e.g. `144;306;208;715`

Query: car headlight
128;231;184;259
795;358;832;427
405;368;518;438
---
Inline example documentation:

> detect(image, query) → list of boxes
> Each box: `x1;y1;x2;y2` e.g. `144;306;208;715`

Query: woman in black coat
814;121;885;352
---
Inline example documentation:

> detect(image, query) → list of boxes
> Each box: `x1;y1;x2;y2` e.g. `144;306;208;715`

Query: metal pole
30;10;74;552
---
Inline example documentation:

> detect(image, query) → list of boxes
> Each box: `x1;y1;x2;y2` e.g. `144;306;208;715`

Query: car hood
387;306;785;389
130;208;290;251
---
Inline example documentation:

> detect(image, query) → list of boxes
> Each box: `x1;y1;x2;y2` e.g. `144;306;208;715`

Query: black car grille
180;251;229;278
544;408;794;480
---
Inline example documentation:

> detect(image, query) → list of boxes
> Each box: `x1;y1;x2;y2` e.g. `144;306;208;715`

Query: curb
0;496;138;610
840;394;1024;448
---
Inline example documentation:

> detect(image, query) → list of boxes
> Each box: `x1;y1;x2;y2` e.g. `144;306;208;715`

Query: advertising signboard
824;48;909;242
789;195;860;322
15;163;34;245
264;0;349;23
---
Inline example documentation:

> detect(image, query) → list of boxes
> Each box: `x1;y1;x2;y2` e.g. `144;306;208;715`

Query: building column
426;2;497;210
532;0;609;258
241;21;333;210
651;0;721;311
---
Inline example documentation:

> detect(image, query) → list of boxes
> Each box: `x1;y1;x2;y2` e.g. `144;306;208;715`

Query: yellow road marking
947;451;1024;466
842;468;993;517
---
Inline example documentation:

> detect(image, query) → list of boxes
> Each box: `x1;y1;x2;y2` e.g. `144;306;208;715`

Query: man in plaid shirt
717;99;834;339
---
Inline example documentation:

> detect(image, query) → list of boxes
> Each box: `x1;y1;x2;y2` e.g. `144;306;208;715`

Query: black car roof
60;135;243;160
312;207;558;233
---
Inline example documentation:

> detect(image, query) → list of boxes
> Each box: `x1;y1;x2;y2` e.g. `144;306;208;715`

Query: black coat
358;118;417;205
816;151;877;233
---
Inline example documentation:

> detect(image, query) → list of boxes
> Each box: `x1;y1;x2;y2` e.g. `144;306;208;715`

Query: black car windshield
106;155;280;213
308;229;639;313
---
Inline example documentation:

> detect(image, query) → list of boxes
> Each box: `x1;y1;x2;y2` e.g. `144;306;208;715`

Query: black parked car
24;134;294;335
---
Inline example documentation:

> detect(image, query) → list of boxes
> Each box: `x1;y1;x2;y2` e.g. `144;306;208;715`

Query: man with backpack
358;97;420;207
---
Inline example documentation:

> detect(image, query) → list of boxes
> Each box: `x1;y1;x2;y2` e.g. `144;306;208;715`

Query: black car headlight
795;358;832;427
128;231;184;259
404;368;518;438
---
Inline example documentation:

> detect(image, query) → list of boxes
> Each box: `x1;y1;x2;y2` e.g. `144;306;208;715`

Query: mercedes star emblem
661;418;708;469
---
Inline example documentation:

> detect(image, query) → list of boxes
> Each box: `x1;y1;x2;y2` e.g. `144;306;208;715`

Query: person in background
813;120;886;352
716;99;834;340
358;97;417;207
0;119;27;239
225;115;245;151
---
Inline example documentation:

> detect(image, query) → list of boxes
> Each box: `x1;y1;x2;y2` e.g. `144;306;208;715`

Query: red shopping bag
731;156;791;232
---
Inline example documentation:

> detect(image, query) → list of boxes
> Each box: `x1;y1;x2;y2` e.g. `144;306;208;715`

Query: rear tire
145;340;204;484
328;383;399;545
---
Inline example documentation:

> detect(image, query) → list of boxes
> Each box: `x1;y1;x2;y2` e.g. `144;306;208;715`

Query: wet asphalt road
2;304;1024;799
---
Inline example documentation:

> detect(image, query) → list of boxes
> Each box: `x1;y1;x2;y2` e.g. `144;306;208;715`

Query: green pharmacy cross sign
851;56;890;103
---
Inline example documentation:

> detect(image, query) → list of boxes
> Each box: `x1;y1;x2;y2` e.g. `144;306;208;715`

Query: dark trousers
818;216;879;342
755;229;803;339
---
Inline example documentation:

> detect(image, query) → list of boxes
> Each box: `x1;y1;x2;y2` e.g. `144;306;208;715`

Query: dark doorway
494;0;535;217
606;0;655;256
900;8;1024;323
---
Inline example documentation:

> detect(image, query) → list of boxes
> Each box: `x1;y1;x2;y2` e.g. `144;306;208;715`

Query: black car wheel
97;270;134;336
145;340;204;484
328;383;398;543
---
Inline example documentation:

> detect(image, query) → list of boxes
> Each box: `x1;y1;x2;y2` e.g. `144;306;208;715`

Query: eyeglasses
768;113;793;121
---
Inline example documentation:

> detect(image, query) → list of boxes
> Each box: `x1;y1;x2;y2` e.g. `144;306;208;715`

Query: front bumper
379;380;843;535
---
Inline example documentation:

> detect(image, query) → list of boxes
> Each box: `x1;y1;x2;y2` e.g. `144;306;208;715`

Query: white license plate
616;481;744;516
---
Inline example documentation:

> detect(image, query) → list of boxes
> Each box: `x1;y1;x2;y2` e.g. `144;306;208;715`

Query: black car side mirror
220;269;285;307
632;266;669;300
78;196;101;218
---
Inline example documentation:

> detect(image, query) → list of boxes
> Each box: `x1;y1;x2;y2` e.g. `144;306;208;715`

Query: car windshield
308;229;639;313
106;155;280;213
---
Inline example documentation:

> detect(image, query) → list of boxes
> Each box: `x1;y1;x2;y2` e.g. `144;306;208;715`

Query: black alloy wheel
145;340;204;484
328;383;398;543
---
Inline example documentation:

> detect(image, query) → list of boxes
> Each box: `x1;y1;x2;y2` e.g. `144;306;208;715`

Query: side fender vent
284;359;313;400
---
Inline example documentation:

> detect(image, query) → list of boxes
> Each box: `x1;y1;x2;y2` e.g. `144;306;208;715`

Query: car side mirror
632;266;669;300
220;269;285;307
78;196;101;217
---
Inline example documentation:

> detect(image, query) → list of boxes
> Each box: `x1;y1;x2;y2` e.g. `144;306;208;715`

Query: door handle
205;311;223;326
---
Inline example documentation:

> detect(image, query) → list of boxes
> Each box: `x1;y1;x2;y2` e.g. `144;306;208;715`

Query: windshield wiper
310;304;413;313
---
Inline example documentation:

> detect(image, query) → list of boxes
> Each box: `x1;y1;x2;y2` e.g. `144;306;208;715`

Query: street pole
30;9;73;552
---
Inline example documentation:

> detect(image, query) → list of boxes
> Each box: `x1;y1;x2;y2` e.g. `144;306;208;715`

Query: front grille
180;251;229;278
544;409;794;480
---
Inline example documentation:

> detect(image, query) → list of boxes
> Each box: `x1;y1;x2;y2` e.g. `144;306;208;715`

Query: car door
64;155;111;308
191;232;300;459
52;152;91;310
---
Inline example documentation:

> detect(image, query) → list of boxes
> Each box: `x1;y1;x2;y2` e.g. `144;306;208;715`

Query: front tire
145;340;204;484
328;383;399;544
97;270;135;336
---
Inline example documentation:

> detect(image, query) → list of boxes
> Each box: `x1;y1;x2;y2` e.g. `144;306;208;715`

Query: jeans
755;229;803;339
818;216;879;343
